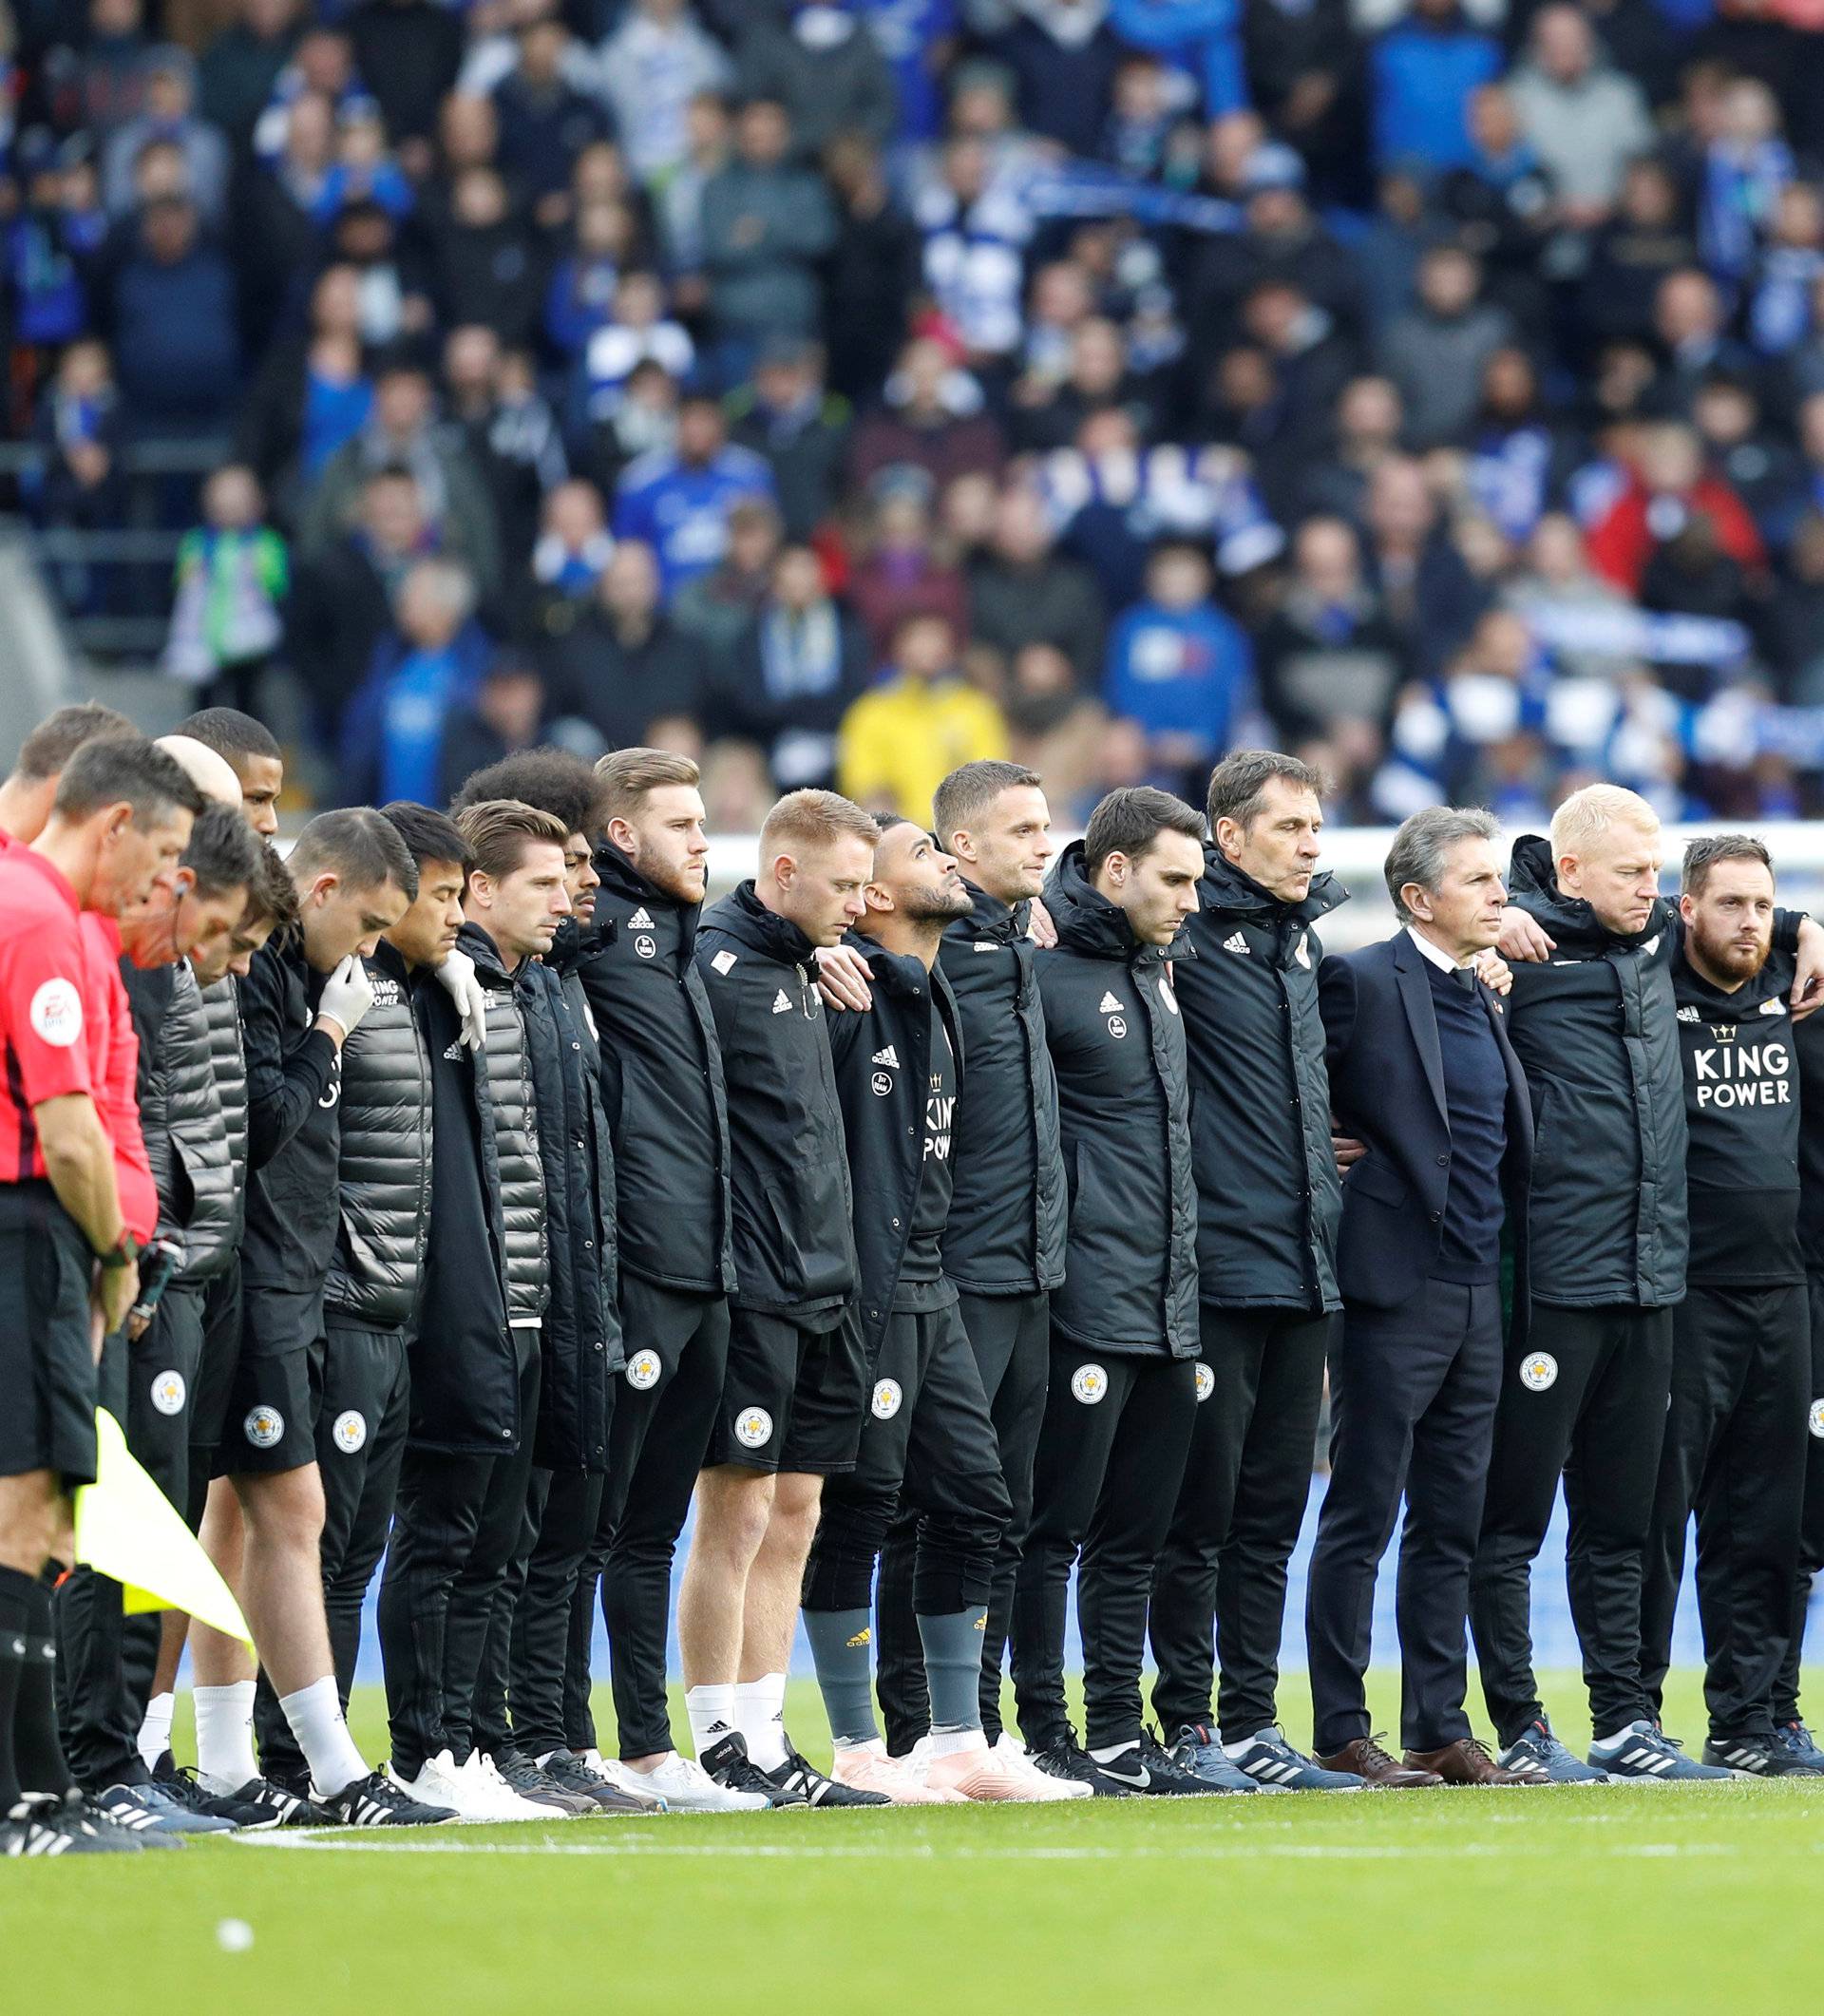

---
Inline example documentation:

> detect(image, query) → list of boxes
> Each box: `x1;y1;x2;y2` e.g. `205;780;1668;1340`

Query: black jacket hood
1046;841;1190;966
1198;846;1348;927
1509;833;1661;955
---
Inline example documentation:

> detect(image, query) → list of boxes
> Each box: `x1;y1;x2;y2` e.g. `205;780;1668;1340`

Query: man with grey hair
1473;785;1824;1783
1304;808;1546;1788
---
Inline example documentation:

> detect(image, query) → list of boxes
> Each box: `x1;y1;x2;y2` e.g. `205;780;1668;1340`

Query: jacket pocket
1345;1152;1408;1208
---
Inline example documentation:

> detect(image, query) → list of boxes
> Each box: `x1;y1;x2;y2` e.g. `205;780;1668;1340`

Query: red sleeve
0;905;94;1108
1584;488;1647;593
98;953;156;1243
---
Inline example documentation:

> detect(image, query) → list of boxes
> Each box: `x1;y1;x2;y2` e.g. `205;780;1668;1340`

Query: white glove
436;946;489;1050
316;954;375;1045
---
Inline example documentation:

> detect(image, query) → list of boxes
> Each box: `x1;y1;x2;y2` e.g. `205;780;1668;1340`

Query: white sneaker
994;1733;1092;1800
465;1751;554;1820
832;1740;965;1805
388;1750;493;1822
607;1752;770;1815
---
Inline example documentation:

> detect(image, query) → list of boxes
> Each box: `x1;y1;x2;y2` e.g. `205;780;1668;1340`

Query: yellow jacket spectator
837;614;1009;817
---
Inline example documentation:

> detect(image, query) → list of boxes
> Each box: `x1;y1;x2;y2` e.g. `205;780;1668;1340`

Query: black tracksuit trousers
1775;1273;1824;1725
562;1282;729;1760
1642;1283;1809;1742
496;1465;599;1759
877;1289;1048;1752
377;1327;539;1777
1011;1338;1197;1753
1150;1305;1332;1742
1470;1303;1674;1747
58;1287;206;1789
255;1322;409;1781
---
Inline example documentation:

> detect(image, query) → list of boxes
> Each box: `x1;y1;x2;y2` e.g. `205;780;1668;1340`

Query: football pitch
8;1674;1822;2016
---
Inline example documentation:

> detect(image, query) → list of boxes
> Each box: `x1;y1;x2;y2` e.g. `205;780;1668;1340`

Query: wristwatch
96;1231;140;1269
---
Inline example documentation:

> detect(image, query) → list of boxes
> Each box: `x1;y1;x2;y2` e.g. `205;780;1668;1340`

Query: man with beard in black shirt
1639;837;1820;1778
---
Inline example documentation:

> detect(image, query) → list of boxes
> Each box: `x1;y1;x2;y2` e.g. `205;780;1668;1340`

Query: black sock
15;1573;74;1798
0;1564;32;1809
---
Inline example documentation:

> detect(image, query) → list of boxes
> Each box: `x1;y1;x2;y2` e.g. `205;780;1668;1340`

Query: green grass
8;1672;1821;2016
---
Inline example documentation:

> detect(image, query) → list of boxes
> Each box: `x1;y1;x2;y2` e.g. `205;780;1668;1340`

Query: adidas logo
1224;932;1250;956
1677;1006;1700;1023
771;989;793;1015
443;1041;465;1060
1098;991;1123;1014
845;1627;872;1648
628;907;654;930
872;1046;899;1068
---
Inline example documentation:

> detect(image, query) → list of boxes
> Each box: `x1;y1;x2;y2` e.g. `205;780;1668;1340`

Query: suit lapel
1393;931;1450;1129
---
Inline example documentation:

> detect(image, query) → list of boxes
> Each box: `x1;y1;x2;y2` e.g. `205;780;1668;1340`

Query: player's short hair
381;802;472;875
448;749;609;842
758;789;878;863
289;807;419;903
173;707;282;770
596;748;701;823
11;702;137;780
452;799;570;884
1682;832;1773;898
1549;782;1659;861
246;841;298;934
52;736;205;826
1205;750;1328;834
1082;787;1204;878
932;760;1042;848
1384;806;1500;922
181;802;261;901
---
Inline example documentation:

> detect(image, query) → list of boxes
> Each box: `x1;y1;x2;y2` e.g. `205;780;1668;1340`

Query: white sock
194;1682;258;1795
685;1683;736;1759
1089;1740;1138;1764
279;1676;368;1798
137;1691;176;1773
734;1672;788;1771
926;1727;985;1760
1587;1721;1644;1755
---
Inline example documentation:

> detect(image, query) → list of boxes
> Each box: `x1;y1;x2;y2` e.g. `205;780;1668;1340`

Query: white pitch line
235;1835;1745;1862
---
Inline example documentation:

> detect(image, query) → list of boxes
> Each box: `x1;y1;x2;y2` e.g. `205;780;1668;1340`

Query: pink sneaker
923;1737;1062;1803
830;1741;965;1805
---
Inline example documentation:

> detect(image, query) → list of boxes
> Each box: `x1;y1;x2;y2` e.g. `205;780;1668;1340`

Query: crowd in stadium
8;0;1824;826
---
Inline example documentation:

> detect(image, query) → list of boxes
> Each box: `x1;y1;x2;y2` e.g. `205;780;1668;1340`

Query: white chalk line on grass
234;1834;1746;1863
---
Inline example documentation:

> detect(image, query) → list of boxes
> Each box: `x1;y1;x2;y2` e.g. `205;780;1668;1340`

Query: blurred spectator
1748;181;1824;358
992;0;1124;158
235;262;371;506
848;335;1005;494
48;0;154;139
162;465;288;710
1463;347;1577;544
299;358;503;599
1578;158;1697;355
437;653;547;800
699;96;836;377
1362;454;1486;675
198;0;301;155
1108;0;1247;122
612;390;778;598
1585;419;1765;595
656;89;732;278
837;609;1007;815
103;194;241;428
1382;604;1554;817
673;498;784;671
1186;145;1360;352
598;0;733;187
102;47;230;225
544;200;637;362
821;132;922;401
708;542;871;789
341;555;490;805
1506;5;1653;223
732;4;895;161
444;327;566;574
1377;241;1516;451
1103;537;1255;795
522;478;614;642
1257;514;1407;747
1649;267;1757;418
346;0;463;152
914;133;1032;364
490;12;613;208
1368;0;1500;174
1697;77;1792;289
1689;373;1802;544
7;134;106;358
430;166;540;347
1002;638;1108;813
288;464;432;747
1500;511;1635;679
967;483;1106;684
726;337;851;540
847;477;971;659
1294;373;1405;524
251;24;360;162
1763;509;1824;704
543;538;705;751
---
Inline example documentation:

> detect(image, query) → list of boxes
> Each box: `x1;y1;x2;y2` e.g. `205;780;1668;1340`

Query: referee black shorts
707;1302;865;1476
213;1284;322;1479
0;1180;100;1488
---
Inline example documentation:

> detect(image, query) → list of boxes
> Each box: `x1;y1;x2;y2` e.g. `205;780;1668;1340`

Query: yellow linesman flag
72;1409;254;1649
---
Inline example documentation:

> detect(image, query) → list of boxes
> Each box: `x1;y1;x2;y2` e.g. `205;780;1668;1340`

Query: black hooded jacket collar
714;878;820;967
1198;846;1347;928
1509;833;1665;956
1045;841;1189;966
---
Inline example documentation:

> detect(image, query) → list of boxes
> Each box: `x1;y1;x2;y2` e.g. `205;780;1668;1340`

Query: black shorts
214;1286;322;1478
0;1182;98;1487
708;1303;865;1475
126;1280;206;1504
188;1260;242;1455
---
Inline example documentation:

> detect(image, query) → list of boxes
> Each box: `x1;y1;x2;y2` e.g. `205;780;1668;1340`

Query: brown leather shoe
1403;1738;1548;1786
1316;1736;1444;1787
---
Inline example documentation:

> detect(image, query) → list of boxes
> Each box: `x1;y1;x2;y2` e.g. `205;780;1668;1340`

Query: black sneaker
1702;1731;1824;1778
314;1769;458;1826
95;1778;238;1835
491;1749;598;1816
5;1793;147;1855
768;1741;890;1808
700;1732;809;1809
1090;1732;1223;1796
150;1761;282;1832
536;1749;667;1815
1023;1736;1137;1798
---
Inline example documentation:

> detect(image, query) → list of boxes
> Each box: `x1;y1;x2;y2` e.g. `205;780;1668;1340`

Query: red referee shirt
0;846;105;1184
81;910;157;1244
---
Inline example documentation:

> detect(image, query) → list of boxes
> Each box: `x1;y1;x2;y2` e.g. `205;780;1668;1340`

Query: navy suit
1305;931;1533;1756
